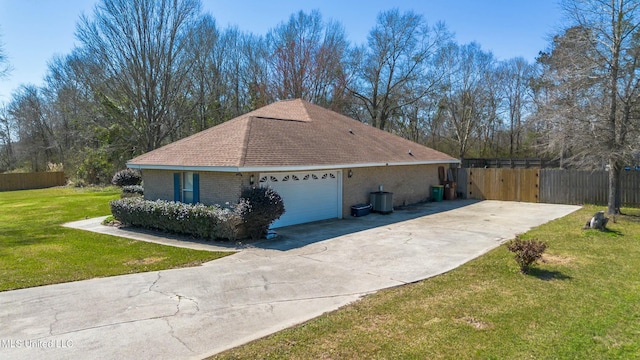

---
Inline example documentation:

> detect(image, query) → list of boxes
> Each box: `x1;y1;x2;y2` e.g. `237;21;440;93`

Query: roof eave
127;159;460;173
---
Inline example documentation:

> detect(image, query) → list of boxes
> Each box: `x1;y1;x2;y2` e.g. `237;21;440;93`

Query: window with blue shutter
174;172;200;204
193;173;200;203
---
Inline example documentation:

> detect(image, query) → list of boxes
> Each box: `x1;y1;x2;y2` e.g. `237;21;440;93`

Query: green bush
76;148;116;185
239;187;285;240
110;198;242;241
506;237;548;274
112;169;142;187
122;184;144;196
123;185;144;194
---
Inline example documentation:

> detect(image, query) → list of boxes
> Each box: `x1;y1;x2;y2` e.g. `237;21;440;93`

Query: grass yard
0;187;232;291
212;206;640;359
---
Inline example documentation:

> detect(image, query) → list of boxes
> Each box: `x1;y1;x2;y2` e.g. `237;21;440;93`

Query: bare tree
45;54;92;152
182;14;225;134
349;9;451;130
0;105;16;171
266;10;349;109
8;85;58;172
393;95;441;144
240;33;271;110
219;27;254;118
182;21;255;134
76;0;201;152
536;0;640;214
43;51;120;175
533;26;599;168
439;42;497;159
0;29;10;80
498;57;537;157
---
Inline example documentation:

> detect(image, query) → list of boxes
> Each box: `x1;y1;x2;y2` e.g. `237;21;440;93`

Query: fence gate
466;168;540;202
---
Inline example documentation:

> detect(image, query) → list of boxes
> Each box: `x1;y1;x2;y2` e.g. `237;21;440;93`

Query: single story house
127;99;459;228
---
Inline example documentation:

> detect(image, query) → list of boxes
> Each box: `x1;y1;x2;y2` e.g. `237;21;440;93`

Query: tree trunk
607;158;621;215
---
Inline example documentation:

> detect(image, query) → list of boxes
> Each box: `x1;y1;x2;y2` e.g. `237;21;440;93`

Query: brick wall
199;172;246;206
142;169;254;206
142;169;174;201
341;164;441;217
144;165;442;219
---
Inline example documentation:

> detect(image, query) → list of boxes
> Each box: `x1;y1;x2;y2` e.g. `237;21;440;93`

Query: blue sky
0;0;563;102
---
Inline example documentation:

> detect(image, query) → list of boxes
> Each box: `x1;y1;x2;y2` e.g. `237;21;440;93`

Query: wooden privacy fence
0;172;65;191
540;169;640;206
459;168;640;206
464;168;540;202
462;158;559;169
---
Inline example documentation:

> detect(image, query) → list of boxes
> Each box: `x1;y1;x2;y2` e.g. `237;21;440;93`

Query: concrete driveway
0;200;579;359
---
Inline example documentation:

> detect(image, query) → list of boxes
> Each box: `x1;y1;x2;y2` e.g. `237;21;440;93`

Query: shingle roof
128;99;458;170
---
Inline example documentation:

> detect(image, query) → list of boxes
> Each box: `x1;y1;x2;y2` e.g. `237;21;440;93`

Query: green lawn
0;187;232;291
212;206;640;359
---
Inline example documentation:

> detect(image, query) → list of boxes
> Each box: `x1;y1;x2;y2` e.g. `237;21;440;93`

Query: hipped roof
128;99;458;172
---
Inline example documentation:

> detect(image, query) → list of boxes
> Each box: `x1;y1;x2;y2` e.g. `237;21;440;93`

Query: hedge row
110;198;242;241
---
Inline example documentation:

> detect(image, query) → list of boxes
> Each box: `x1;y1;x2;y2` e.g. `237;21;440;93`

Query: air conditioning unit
370;191;393;214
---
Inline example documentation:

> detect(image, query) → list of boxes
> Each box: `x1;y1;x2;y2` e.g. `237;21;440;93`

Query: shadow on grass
602;228;624;236
583;227;623;236
0;231;56;248
529;268;572;281
618;212;640;223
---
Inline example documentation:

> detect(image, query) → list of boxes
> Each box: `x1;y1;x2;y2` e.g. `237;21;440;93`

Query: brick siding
142;169;255;206
144;165;442;219
341;164;441;217
143;169;174;201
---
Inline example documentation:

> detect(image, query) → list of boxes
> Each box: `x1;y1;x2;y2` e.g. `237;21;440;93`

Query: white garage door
259;170;342;228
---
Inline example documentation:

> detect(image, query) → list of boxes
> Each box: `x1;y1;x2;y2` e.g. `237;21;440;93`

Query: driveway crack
33;313;180;339
148;272;180;299
210;291;380;311
175;294;200;314
163;317;194;353
149;272;162;293
40;273;202;339
297;254;327;262
49;306;60;336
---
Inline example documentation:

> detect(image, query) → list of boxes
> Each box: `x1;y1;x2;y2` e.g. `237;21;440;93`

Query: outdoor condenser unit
370;191;393;214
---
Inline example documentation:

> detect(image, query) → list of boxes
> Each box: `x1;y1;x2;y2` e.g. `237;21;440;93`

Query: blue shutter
193;173;200;204
173;173;181;202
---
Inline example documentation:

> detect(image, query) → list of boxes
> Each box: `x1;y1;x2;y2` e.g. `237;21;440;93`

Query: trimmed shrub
239;187;285;240
122;185;144;196
112;168;142;187
506;237;547;274
110;198;242;241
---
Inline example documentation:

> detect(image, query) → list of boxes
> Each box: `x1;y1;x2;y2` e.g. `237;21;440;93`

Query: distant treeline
0;0;638;198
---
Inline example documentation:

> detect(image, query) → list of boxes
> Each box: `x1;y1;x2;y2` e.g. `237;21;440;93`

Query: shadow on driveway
66;199;478;252
116;226;243;250
252;199;479;251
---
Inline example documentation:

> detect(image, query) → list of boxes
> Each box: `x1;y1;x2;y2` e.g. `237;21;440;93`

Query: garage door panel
260;171;340;228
